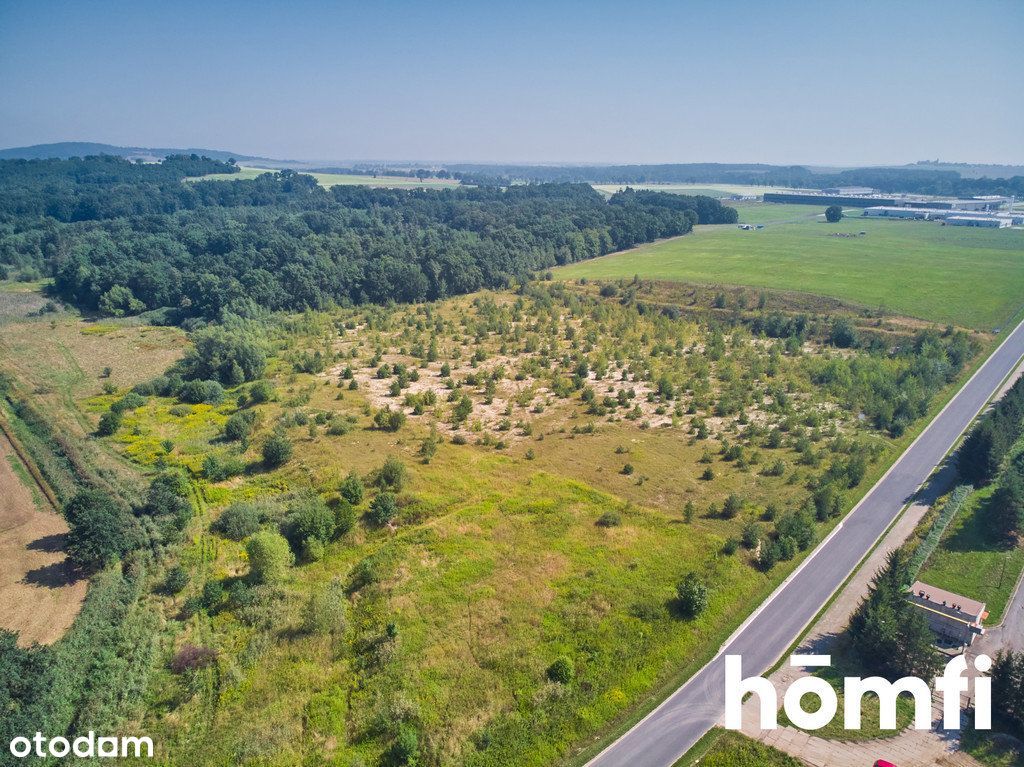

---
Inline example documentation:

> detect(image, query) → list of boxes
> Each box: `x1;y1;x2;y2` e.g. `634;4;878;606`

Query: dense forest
444;162;1024;197
0;156;736;321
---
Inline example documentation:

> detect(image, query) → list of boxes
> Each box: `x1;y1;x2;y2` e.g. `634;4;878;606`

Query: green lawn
917;484;1024;624
557;211;1024;330
592;183;813;199
679;729;802;766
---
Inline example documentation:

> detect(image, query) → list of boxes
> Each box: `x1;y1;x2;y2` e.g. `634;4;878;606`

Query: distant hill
0;142;271;163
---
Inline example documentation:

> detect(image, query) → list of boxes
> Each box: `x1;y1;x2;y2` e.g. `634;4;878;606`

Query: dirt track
0;431;86;646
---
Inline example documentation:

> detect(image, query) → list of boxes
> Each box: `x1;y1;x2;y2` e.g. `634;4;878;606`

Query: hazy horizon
2;0;1022;166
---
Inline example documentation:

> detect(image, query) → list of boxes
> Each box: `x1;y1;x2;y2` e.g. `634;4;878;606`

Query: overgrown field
556;207;1024;330
24;279;977;767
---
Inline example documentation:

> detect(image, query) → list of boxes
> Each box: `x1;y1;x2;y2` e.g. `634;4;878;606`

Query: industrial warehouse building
862;207;1021;227
907;581;986;646
764;191;1012;211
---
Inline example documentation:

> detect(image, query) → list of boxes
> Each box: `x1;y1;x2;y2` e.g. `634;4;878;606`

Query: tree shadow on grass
25;532;68;553
22;560;84;589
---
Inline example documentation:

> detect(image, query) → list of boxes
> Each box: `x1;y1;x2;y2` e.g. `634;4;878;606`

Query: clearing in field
192;165;462;189
556;206;1024;330
0;427;86;646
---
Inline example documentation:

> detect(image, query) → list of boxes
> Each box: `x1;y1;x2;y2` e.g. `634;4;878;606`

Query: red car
874;761;897;767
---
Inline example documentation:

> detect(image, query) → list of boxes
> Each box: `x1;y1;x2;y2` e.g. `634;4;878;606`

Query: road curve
586;318;1024;767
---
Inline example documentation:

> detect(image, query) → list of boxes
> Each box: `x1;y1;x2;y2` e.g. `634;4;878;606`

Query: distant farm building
907;581;986;646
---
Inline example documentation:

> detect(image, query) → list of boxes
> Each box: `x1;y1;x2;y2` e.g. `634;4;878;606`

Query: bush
391;723;420;766
373;406;406;432
203;454;229;481
375;457;408;491
721;493;743;519
596;510;622;528
110;391;145;414
676;572;709;618
223;409;256;442
286;492;336;548
170;644;218;674
212;502;263;541
333;499;356;537
825;205;843;223
248;379;274;403
201;579;225;611
163;565;188;594
546;656;575;684
245;530;293;584
95;409;122;436
339;471;364;505
178;379;225;405
301;579;349;635
368;491;398;526
262;432;293;467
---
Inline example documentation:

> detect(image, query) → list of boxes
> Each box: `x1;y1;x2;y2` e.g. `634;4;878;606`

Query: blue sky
1;0;1022;165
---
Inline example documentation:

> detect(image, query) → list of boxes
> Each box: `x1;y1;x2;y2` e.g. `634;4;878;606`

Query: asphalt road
586;318;1024;767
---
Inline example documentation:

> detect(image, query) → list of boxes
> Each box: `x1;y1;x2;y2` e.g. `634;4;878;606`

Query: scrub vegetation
0;156;1007;767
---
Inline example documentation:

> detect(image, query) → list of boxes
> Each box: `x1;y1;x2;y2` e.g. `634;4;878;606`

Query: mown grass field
678;729;801;766
557;207;1024;330
591;183;813;199
918;481;1024;624
193;165;463;189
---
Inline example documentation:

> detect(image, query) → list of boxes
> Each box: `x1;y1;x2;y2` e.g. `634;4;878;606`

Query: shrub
333;499;356;537
700;467;715;481
825;204;843;223
721;493;743;519
211;501;263;540
621;463;634;475
170;644;218;674
287;493;335;548
391;723;421;766
676;572;709;618
546;656;575;684
249;379;274;403
339;471;364;505
368;491;398;526
245;530;293;584
203;454;229;481
95;409;122;436
223;409;256;442
373;406;406;432
301;579;349;635
201;580;225;611
375;456;408;491
262;432;293;468
596;511;622;528
178;379;225;405
163;565;188;594
741;521;761;549
110;391;145;414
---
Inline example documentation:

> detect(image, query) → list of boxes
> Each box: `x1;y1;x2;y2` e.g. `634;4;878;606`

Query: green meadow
557;208;1024;330
193;165;462;189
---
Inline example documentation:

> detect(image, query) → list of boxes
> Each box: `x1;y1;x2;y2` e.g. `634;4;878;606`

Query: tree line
0;156;737;321
442;162;1024;198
